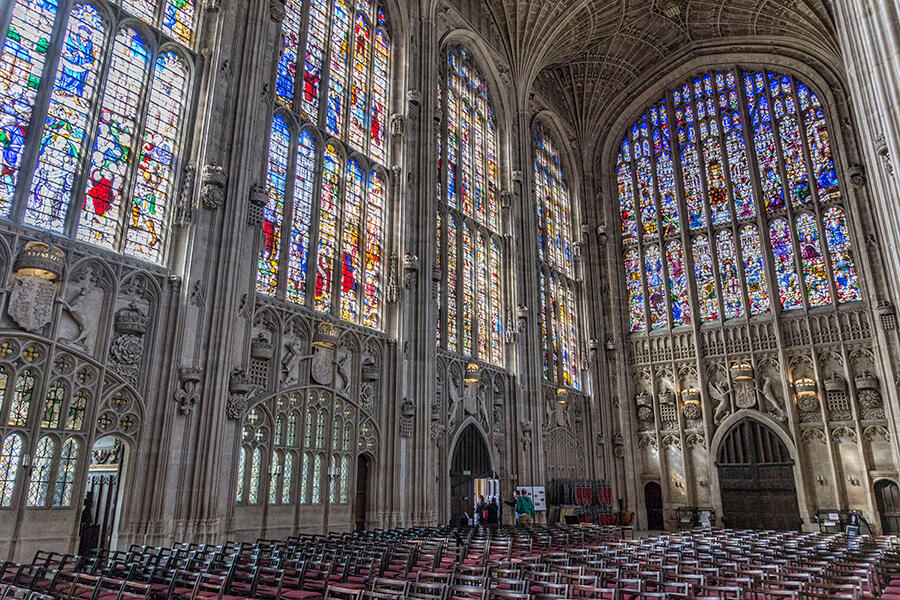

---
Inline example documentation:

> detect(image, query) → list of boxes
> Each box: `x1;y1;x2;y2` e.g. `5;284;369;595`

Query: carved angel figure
758;376;786;421
709;380;732;425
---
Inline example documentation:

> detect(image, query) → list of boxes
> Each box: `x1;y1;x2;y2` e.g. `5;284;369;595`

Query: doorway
644;481;664;530
449;424;492;525
354;454;370;532
874;479;900;534
78;436;125;554
716;418;800;530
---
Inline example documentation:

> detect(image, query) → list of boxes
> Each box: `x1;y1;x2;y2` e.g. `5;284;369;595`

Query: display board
520;486;546;511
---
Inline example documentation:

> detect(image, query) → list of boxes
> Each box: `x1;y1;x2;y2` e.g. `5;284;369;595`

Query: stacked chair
0;526;897;600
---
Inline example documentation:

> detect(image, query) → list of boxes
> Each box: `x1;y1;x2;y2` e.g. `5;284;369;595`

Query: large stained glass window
257;0;391;330
618;68;862;333
534;123;581;388
436;46;504;366
1;0;194;263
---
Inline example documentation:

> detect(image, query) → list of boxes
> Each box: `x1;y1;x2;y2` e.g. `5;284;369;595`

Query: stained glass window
534;124;579;385
26;436;54;506
1;0;194;263
248;447;262;504
0;0;59;216
666;241;690;326
52;438;78;507
236;447;245;503
269;452;281;504
312;453;322;503
282;451;293;504
300;452;309;503
257;1;390;328
624;248;645;332
0;434;22;507
716;230;744;319
692;236;718;322
740;225;769;315
65;391;86;430
645;245;666;329
770;218;802;310
437;46;504;366
823;207;861;303
619;68;861;332
9;369;34;427
41;379;65;428
339;159;364;321
795;212;831;307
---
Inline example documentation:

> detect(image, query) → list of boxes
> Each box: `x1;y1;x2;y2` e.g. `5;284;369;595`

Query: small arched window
53;438;79;507
0;434;23;507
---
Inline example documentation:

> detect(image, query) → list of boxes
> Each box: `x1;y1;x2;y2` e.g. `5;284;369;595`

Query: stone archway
716;418;800;530
449;423;493;525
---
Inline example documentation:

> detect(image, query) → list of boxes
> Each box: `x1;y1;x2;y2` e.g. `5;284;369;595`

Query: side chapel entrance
449;424;492;525
79;436;126;554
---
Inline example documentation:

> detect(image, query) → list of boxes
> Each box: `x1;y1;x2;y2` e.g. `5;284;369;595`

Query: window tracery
1;0;195;263
235;389;373;508
258;0;391;331
534;124;581;388
618;69;862;332
436;46;505;366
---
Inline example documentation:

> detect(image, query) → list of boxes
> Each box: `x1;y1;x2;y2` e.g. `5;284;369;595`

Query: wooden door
644;481;664;530
449;425;492;525
353;455;369;531
717;419;800;530
875;479;900;534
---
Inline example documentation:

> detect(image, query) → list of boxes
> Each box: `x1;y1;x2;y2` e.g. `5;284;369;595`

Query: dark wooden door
644;481;664;530
875;479;900;534
354;455;369;532
717;419;800;531
449;425;491;525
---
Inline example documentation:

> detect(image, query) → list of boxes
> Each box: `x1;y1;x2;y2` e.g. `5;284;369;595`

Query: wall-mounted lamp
816;474;827;486
847;475;860;487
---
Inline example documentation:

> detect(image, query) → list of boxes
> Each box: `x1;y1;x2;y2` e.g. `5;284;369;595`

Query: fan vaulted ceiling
452;0;841;160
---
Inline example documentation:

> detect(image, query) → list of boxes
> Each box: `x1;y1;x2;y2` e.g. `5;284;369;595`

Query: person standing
515;489;535;525
474;495;487;526
486;497;500;526
504;489;520;524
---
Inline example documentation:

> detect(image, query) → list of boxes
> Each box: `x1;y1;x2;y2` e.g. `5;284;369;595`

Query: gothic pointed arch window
0;0;196;263
435;45;505;366
617;68;862;333
534;122;581;389
258;0;391;331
